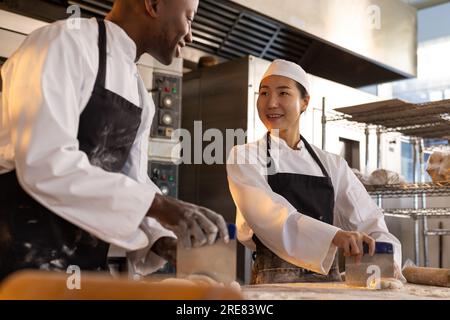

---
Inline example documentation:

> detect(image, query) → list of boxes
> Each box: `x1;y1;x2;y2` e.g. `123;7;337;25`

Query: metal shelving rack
322;98;450;267
365;182;450;197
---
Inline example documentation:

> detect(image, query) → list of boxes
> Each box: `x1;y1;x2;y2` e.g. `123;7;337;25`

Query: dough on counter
160;275;242;292
160;274;221;286
186;274;224;286
160;277;198;286
368;278;404;290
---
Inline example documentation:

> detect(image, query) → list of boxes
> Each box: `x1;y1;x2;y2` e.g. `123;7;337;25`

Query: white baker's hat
261;59;310;95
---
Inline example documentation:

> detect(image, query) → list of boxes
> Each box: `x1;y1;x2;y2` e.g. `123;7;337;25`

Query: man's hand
147;194;229;249
332;230;375;264
151;237;177;265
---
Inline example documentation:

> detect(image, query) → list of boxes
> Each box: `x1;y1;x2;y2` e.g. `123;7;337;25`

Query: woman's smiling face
257;75;309;132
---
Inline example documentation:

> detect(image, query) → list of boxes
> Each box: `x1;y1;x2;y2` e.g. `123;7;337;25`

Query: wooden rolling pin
403;266;450;287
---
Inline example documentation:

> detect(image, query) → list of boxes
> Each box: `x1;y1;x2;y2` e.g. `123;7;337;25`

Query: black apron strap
95;19;107;87
300;135;331;178
266;132;330;178
265;133;272;176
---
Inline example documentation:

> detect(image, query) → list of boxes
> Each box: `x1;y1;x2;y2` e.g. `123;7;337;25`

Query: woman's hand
332;230;375;264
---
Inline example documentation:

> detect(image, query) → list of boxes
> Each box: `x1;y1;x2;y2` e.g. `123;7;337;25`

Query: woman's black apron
251;134;342;284
0;20;142;280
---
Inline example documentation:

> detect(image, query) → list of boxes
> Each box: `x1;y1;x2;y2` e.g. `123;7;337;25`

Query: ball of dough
368;277;404;290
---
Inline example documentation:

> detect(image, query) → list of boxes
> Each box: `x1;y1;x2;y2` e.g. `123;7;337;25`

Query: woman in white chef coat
226;60;402;284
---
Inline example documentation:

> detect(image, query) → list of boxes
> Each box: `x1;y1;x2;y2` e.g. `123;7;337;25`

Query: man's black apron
0;20;142;280
251;134;342;284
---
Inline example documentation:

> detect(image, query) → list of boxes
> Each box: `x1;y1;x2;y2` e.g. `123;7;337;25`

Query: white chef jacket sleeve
226;144;341;275
332;157;403;271
121;120;176;275
4;24;155;251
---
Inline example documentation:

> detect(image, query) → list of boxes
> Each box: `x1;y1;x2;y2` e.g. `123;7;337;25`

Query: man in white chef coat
0;0;229;280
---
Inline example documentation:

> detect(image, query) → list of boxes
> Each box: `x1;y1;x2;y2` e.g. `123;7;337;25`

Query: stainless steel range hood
192;0;417;87
0;0;417;87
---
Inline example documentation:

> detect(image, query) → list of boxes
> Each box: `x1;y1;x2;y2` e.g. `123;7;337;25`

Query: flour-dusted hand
147;194;229;249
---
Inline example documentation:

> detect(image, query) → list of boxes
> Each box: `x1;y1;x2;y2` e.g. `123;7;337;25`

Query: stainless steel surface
1;0;416;87
415;219;421;266
376;126;383;207
180;56;271;284
185;0;417;87
424;144;450;153
365;126;370;175
426;229;450;236
345;253;394;287
413;138;420;265
231;0;417;78
376;127;382;169
180;55;270;217
148;138;181;163
419;139;430;267
177;238;237;285
383;208;450;218
365;182;450;197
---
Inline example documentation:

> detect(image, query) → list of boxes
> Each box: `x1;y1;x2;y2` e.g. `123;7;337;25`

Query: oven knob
162;96;173;108
160;185;170;195
151;168;160;181
162;113;173;126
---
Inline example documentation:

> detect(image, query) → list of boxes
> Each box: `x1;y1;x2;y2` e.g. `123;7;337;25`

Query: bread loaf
368;169;406;185
426;151;450;183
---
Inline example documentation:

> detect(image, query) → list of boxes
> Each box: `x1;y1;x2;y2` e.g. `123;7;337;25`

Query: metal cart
322;98;450;267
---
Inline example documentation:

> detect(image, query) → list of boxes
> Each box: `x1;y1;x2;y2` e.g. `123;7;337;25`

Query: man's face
152;0;198;65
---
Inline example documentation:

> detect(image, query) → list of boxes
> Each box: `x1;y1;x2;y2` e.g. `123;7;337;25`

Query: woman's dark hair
295;82;309;99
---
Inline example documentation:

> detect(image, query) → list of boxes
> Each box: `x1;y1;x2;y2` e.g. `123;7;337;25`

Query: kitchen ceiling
0;0;417;88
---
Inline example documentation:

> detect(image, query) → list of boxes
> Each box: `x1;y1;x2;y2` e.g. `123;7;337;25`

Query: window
401;141;415;183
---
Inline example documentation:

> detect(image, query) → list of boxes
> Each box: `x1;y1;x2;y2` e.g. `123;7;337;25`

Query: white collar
101;18;137;62
269;133;304;151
